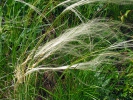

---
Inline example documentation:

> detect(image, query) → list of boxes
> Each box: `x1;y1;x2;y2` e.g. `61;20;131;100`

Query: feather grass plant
15;19;132;82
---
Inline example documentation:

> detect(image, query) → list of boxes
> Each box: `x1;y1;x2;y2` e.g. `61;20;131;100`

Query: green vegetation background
0;0;133;100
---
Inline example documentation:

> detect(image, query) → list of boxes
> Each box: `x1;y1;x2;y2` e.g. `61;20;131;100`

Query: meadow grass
0;0;133;99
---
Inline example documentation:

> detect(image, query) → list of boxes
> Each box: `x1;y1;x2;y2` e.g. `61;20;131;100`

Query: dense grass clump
0;0;133;99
